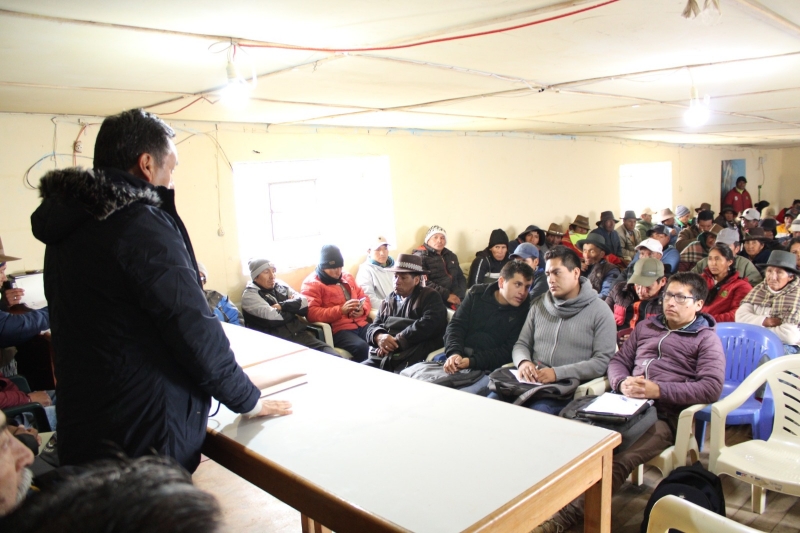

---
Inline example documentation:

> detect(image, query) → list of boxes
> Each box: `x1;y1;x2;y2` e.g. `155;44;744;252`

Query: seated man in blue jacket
241;258;338;356
442;261;533;393
198;262;242;325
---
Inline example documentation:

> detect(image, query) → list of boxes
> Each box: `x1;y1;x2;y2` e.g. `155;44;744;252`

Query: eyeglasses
199;275;207;284
662;292;696;304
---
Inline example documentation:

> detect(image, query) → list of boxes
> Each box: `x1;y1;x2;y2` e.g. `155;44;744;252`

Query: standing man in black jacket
30;109;291;472
364;254;447;372
442;261;533;393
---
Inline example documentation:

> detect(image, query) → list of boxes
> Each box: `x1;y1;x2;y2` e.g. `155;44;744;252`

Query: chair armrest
368;309;377;321
8;375;32;393
574;377;610;398
426;348;444;362
310;322;335;347
3;403;51;432
673;404;706;468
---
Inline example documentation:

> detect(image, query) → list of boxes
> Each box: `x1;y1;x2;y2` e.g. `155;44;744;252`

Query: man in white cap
356;236;395;310
790;218;800;239
691;227;763;287
741;207;761;233
242;258;339;357
413;226;466;309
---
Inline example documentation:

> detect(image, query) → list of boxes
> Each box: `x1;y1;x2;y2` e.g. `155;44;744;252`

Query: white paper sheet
509;369;538;384
582;392;648;416
12;273;47;309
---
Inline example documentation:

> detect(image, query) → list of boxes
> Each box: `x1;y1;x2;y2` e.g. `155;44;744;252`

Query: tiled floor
194;425;800;532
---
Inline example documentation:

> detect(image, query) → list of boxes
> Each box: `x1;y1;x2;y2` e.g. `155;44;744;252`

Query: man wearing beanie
302;245;371;361
675;205;692;229
413;225;467;308
242;259;338;357
467;229;510;287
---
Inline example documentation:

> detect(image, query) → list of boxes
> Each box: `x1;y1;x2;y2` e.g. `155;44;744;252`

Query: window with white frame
233;156;395;272
619;161;672;216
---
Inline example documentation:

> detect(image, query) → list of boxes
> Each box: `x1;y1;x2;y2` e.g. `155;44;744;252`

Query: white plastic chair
645;495;760;533
709;354;800;514
630;403;704;485
310;321;352;359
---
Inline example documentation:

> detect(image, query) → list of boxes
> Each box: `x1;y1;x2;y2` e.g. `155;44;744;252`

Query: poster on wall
721;159;746;209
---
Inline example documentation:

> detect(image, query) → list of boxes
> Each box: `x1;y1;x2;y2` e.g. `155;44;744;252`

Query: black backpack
488;368;580;406
640;462;726;533
400;361;486;388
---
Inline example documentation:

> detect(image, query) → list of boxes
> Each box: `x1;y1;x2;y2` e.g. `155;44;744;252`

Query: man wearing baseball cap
356;236;395;310
741;207;761;233
364;254;447;372
723;176;753;215
509;243;547;300
691;227;763;287
736;250;800;353
605;257;667;341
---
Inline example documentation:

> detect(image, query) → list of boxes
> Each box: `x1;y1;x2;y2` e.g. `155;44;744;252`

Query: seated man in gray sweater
512;246;617;414
241;258;338;356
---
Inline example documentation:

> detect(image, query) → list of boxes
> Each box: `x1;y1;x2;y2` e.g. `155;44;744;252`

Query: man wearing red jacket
302;245;371;362
723;176;753;215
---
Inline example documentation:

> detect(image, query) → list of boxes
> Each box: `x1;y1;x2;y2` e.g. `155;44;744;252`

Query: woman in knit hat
301;245;371;361
468;229;510;287
413;226;467;309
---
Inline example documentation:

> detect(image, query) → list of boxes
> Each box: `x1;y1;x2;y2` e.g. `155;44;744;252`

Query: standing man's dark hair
544;245;582;272
93;109;175;171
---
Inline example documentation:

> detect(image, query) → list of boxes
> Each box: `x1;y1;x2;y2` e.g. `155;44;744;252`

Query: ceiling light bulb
221;60;251;110
683;87;710;127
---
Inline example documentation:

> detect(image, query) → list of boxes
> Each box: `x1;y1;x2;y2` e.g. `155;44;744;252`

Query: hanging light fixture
220;44;256;109
684;86;710;127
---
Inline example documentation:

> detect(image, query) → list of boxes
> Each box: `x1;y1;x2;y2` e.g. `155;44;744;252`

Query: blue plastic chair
694;323;784;449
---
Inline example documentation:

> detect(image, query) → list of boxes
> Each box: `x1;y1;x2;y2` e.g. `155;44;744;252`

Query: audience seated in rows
615;210;641;265
605;258;666;343
590;211;623;258
364;254;447;372
699;243;752;323
468;228;510;287
509;243;548;301
355;236;394;311
577;233;622;299
677;223;720;272
198;262;241;326
676;209;715;252
302;245;371;361
413;225;466;309
635;207;654;242
735;250;800;354
442;261;533;394
242;258;338;357
534;272;725;533
511;246;616;414
691;228;762;287
507;225;545;255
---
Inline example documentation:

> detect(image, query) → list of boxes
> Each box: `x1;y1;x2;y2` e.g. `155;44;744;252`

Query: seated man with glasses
534;271;725;533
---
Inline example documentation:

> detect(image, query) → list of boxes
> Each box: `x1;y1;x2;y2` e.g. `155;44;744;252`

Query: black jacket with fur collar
31;166;259;472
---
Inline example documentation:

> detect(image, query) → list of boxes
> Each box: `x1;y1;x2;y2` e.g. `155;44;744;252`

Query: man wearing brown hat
615;210;640;265
544;223;565;251
590;211;623;258
577;233;622;298
736;250;800;353
364;254;448;372
563;215;590;258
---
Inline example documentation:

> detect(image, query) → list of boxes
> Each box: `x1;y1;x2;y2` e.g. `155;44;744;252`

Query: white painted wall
0;113;788;301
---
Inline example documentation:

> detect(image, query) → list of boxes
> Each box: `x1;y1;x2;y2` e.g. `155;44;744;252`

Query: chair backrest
765;355;800;445
714;323;784;385
646;495;760;533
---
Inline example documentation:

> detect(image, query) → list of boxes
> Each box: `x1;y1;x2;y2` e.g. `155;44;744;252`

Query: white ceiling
2;0;800;146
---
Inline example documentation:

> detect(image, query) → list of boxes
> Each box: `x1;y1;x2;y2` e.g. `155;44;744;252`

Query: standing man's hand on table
255;400;293;417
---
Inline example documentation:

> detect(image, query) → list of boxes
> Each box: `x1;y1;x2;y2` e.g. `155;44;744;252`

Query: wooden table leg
301;514;332;533
583;448;613;533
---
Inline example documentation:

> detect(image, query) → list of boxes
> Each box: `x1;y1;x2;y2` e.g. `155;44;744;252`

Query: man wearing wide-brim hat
563;215;591;259
591;210;623;259
615;210;641;265
654;208;679;247
544;223;565;252
576;233;622;299
364;254;448;372
736;250;800;353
